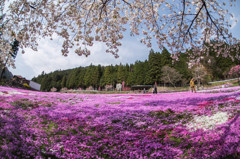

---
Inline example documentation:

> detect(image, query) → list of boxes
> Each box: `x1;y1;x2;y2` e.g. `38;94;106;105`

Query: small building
12;75;29;85
122;87;131;91
116;83;122;91
12;75;41;91
29;81;41;91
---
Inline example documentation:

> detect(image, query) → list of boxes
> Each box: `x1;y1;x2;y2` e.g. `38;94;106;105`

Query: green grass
206;79;238;88
61;90;132;94
149;86;189;93
60;79;239;94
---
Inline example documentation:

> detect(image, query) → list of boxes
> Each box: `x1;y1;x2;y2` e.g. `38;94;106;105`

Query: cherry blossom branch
201;0;229;44
99;0;110;20
150;0;160;33
122;0;132;7
1;0;238;67
184;4;204;42
179;0;185;33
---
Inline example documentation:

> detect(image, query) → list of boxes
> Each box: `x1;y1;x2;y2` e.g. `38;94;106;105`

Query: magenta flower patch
0;86;239;158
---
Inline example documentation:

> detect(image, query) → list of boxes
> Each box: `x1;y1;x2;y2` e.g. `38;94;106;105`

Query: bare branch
29;5;36;9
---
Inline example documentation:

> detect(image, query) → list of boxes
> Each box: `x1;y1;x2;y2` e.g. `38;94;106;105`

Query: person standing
190;78;196;93
153;82;157;94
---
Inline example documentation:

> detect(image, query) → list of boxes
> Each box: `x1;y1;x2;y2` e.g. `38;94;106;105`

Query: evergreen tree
117;63;125;83
41;75;52;91
126;64;135;86
91;66;100;89
124;64;130;84
160;47;172;67
61;76;67;88
127;71;135;86
83;65;93;87
103;66;112;85
148;49;161;83
133;61;146;85
173;53;191;85
77;68;86;88
51;72;61;90
66;69;79;88
143;60;152;85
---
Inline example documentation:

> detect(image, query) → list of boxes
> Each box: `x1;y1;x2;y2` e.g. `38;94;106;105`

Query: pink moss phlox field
0;86;239;158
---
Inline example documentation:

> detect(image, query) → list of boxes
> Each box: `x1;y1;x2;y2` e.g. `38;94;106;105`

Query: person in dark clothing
153;82;157;94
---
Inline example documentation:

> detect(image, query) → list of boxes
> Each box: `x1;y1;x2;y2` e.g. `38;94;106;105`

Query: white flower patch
186;112;230;131
135;121;146;127
10;91;25;95
0;91;25;96
0;92;11;96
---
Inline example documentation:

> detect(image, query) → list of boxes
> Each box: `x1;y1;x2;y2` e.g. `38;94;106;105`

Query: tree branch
122;0;132;7
185;4;204;37
201;0;229;44
99;0;111;20
180;3;204;48
85;0;96;32
179;0;185;33
150;0;160;32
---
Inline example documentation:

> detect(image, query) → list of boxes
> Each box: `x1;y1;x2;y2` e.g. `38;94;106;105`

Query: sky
9;1;240;80
10;35;155;80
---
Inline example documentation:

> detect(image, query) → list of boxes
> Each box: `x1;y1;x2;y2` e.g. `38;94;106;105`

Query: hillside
32;49;239;92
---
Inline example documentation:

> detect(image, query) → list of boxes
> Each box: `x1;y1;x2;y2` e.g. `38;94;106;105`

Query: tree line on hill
32;43;240;92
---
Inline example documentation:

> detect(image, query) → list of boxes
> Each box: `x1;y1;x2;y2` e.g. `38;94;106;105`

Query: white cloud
10;36;151;80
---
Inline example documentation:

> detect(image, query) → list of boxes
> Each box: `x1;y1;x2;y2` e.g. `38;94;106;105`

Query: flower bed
198;86;240;93
0;86;239;158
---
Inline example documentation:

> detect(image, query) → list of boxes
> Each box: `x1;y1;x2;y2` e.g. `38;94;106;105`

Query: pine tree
91;66;100;89
133;61;145;85
41;75;52;91
61;76;67;88
83;66;93;87
124;64;130;84
143;60;152;85
66;69;78;88
77;68;86;88
103;66;112;85
117;63;125;83
160;47;172;67
148;49;161;83
127;71;135;86
173;53;191;85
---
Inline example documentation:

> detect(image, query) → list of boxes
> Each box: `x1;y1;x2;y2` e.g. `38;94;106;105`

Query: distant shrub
86;86;94;91
51;87;57;92
60;87;68;91
105;85;113;91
